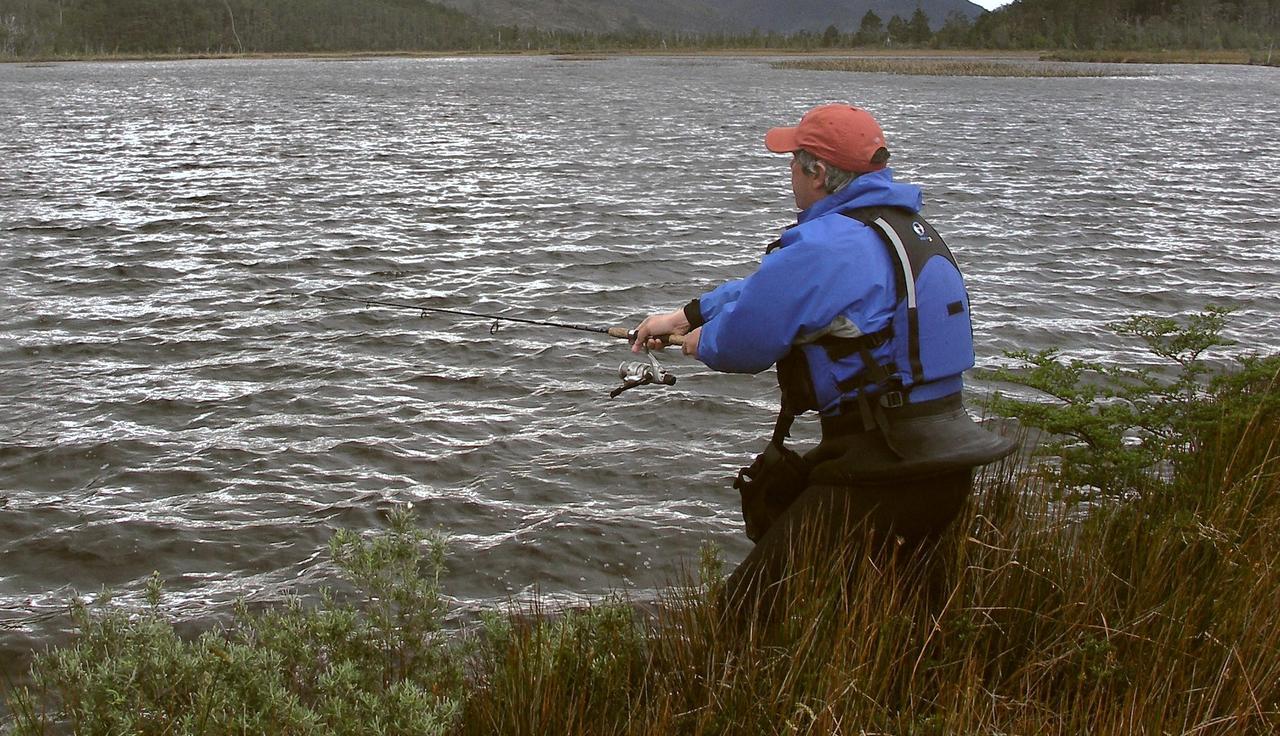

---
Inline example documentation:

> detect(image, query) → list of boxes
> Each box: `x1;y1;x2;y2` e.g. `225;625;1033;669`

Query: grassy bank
459;343;1280;734
1041;48;1276;66
3;46;1271;66
5;321;1279;734
771;57;1119;77
2;47;1038;65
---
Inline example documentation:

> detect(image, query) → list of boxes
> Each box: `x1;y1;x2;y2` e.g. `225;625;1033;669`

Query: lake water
2;55;1278;672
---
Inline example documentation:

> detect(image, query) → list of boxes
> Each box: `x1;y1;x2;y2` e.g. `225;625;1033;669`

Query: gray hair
795;149;858;195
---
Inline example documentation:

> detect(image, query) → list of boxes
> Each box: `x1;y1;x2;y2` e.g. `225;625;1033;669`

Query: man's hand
680;327;701;359
631;309;690;353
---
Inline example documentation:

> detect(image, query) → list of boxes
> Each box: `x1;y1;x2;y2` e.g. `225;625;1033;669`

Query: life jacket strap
810;323;894;362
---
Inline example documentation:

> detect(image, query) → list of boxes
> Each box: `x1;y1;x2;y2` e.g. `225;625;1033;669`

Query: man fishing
632;103;1016;619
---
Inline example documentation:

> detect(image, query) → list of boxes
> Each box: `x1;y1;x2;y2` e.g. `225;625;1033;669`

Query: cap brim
764;126;799;154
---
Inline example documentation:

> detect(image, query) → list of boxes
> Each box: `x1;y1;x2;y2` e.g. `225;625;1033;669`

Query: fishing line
303;292;621;336
301;291;681;396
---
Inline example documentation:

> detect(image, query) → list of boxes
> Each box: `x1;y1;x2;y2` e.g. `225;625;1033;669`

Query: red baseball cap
765;103;890;173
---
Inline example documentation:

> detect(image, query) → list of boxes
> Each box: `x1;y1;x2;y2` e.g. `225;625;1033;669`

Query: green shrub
978;305;1280;496
5;508;462;735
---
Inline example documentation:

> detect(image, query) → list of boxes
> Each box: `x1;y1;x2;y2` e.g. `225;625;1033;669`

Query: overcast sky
971;0;1014;9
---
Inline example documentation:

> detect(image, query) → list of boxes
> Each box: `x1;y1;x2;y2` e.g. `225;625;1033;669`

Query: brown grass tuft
772;57;1122;77
465;393;1280;734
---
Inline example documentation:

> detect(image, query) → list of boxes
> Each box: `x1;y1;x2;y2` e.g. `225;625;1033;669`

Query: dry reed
1041;49;1260;65
772;58;1119;78
464;390;1280;735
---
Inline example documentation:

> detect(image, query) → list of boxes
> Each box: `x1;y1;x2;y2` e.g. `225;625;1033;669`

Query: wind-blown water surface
2;56;1277;669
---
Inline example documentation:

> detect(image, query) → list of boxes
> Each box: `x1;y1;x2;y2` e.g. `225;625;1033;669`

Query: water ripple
1;57;1277;666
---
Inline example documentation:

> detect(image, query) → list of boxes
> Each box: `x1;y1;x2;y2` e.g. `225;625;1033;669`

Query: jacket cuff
683;299;705;330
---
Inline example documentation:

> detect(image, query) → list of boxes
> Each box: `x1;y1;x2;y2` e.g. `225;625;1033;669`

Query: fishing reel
610;333;678;398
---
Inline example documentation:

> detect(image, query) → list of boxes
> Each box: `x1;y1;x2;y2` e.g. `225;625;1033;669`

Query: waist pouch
733;441;810;543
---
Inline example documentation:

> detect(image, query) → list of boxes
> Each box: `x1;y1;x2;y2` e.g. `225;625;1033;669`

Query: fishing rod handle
607;326;685;346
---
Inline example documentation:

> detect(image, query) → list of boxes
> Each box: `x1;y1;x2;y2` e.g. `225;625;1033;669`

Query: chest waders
734;206;1015;542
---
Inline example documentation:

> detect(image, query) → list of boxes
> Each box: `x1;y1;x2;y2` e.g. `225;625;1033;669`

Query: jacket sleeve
693;278;746;324
696;228;895;375
696;245;823;374
693;226;800;324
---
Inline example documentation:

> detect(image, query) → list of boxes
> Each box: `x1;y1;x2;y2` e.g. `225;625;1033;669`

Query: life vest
736;205;1017;498
774;205;975;443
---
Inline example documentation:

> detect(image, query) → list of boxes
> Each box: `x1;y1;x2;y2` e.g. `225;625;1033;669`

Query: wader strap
837;343;907;459
771;407;795;446
834;345;902;399
765;221;800;255
858;343;907;459
857;393;906;459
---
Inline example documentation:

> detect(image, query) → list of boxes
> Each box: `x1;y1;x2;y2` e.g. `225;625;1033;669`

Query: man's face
789;154;826;211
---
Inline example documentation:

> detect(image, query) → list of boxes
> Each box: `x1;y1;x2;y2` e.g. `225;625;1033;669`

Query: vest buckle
879;390;905;409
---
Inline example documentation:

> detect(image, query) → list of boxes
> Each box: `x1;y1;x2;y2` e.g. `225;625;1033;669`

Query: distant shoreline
2;47;1269;67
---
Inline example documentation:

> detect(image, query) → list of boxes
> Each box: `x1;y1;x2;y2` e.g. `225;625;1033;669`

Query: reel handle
608;326;685;347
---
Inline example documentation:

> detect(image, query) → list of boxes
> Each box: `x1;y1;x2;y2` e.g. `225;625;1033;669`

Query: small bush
5;508;462;736
978;305;1279;496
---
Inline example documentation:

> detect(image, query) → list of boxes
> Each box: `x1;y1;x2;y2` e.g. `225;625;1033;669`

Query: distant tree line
0;0;1275;58
812;0;1276;51
0;0;486;57
968;0;1279;49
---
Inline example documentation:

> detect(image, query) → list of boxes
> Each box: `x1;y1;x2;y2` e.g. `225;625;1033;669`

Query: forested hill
711;0;986;33
430;0;986;33
0;0;1275;57
0;0;987;57
969;0;1279;48
0;0;488;56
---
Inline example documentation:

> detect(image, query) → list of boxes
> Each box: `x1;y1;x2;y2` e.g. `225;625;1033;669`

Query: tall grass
5;365;1279;734
464;371;1280;734
1040;49;1264;65
771;58;1118;77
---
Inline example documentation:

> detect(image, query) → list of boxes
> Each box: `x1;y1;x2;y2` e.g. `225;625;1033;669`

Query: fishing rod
302;291;684;397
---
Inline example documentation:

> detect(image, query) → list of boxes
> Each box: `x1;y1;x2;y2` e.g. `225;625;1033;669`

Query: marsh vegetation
5;310;1279;734
771;57;1119;77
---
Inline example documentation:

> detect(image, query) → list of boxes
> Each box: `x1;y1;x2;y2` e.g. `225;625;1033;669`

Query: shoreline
2;47;1269;67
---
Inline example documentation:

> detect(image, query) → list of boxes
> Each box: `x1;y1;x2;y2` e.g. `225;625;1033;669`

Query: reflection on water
1;56;1278;666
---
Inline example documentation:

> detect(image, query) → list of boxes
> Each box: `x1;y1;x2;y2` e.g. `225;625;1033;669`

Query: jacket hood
797;168;923;224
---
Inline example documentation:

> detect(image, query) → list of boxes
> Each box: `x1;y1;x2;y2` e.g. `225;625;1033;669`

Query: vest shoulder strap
838;206;959;282
838;205;961;386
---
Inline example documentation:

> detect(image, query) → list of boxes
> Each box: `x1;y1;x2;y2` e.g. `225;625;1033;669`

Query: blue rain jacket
696;168;970;414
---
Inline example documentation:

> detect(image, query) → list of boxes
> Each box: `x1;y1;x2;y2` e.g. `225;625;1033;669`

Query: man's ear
809;160;828;189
